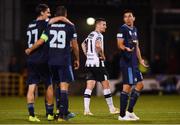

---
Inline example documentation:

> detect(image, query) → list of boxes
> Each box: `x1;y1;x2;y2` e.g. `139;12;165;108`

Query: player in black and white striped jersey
81;18;119;115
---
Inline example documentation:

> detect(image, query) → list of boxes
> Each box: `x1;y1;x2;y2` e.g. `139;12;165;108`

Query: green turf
0;95;180;124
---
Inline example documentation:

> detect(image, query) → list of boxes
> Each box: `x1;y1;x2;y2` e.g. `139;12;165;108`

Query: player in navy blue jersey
117;10;148;121
25;6;79;121
25;4;73;122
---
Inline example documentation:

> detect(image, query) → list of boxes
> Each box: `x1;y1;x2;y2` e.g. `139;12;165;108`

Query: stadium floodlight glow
86;17;95;25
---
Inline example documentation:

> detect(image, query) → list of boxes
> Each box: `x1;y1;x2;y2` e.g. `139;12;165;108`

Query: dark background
0;0;180;76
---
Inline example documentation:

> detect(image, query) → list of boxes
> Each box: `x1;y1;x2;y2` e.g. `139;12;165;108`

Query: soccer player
26;6;79;121
117;10;148;121
81;18;119;115
26;4;73;122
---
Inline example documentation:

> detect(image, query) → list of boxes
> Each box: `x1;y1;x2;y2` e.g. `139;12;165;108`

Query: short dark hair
55;6;67;16
95;18;106;25
36;4;49;16
123;9;134;16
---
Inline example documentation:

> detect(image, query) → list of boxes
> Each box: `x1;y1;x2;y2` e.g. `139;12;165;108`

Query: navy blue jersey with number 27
26;20;49;63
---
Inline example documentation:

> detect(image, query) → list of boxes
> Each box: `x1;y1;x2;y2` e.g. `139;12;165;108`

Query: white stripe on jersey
85;31;104;67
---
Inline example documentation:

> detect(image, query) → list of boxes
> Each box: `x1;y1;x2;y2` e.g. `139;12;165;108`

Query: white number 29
49;30;66;48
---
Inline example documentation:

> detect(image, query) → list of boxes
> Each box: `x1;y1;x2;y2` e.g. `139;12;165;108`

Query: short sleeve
117;26;125;39
96;35;102;41
71;25;77;39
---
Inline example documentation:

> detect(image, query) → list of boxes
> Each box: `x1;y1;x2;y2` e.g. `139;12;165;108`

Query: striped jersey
84;31;105;67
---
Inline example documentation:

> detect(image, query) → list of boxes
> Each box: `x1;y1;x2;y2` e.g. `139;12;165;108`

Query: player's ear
41;11;44;16
133;16;135;21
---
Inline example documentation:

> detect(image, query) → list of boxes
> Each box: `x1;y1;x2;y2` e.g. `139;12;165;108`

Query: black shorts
26;62;52;86
85;67;109;82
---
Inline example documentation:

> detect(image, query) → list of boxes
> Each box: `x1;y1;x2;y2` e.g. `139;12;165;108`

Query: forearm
81;42;87;55
29;39;44;52
96;47;105;60
49;17;61;24
136;47;143;62
117;40;129;51
72;44;79;61
49;16;73;25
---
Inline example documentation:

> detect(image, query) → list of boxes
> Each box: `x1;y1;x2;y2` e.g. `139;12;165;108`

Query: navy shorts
49;65;74;84
26;63;52;86
85;67;109;82
121;66;143;85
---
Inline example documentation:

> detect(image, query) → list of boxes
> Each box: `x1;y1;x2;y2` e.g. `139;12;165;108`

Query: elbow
81;43;84;48
118;45;124;51
96;46;101;52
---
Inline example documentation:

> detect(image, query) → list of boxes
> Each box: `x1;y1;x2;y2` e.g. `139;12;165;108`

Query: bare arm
136;41;142;62
71;39;80;69
95;40;105;60
136;41;149;67
25;38;45;55
117;38;134;52
81;40;87;56
49;16;74;25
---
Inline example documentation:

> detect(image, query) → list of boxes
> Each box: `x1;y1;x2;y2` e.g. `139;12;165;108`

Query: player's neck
36;16;46;21
95;28;101;33
125;24;134;30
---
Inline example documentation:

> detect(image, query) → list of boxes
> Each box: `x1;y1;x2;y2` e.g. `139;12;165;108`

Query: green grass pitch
0;95;180;124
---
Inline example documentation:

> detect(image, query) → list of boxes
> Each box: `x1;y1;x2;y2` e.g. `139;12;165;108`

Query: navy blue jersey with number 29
41;21;77;66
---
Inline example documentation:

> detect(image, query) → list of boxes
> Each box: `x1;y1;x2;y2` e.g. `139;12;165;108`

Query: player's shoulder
62;22;75;28
27;20;37;29
120;24;128;30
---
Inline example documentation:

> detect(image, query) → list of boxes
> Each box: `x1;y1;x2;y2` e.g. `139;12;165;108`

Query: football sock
28;103;35;117
128;89;140;113
56;86;60;112
59;90;68;116
103;89;115;112
84;89;92;112
47;104;54;115
120;91;129;117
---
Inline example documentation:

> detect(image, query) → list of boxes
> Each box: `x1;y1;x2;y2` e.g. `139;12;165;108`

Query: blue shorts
49;65;74;84
26;63;52;86
121;66;143;85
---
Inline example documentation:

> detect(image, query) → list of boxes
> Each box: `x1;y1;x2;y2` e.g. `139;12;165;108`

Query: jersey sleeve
117;26;125;40
40;27;49;42
96;35;102;41
71;25;77;40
